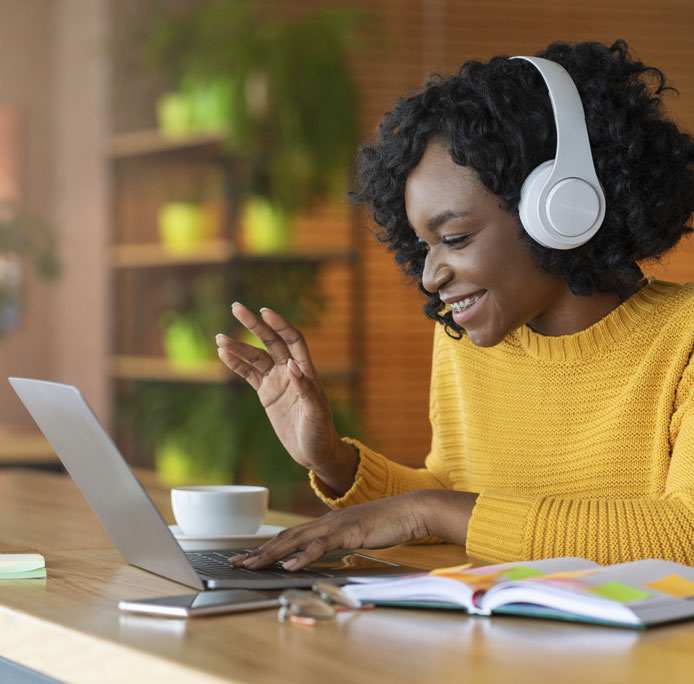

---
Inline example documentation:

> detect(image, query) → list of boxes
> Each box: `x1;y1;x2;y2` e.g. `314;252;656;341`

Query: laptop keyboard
185;550;328;580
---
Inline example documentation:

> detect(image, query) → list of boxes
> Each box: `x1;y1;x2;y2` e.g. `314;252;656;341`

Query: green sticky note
0;554;45;579
503;566;546;580
0;568;46;580
589;581;650;603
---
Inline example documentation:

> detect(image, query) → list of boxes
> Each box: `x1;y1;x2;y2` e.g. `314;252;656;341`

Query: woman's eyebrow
427;209;471;231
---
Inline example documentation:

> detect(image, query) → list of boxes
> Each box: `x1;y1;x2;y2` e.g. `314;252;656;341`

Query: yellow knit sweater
311;279;694;565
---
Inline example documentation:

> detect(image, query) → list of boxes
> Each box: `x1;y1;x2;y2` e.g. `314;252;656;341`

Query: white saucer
168;524;285;550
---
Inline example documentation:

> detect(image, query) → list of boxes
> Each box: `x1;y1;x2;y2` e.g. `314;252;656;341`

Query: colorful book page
443;573;504;588
543;569;597;579
429;563;473;576
503;566;546;580
644;574;694;598
432;564;509;585
463;565;511;577
526;576;590;592
589;582;650;603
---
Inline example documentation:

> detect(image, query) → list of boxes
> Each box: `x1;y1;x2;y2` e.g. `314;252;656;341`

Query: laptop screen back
9;377;204;589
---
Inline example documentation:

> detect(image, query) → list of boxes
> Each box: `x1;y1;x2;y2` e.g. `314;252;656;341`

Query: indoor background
1;0;693;514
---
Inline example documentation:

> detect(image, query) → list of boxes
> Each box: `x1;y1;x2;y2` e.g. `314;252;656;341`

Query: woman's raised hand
215;303;358;495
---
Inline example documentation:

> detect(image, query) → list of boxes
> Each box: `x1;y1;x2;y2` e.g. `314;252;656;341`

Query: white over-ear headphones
511;56;606;250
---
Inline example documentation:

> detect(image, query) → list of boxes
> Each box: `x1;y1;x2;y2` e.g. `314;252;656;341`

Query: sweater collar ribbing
514;278;677;361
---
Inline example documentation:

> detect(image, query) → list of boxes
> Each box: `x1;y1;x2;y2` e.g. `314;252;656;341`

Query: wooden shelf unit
111;240;357;269
109;129;362;469
109;129;226;158
112;355;357;385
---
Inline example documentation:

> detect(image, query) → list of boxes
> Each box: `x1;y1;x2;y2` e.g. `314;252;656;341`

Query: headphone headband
511;56;606;249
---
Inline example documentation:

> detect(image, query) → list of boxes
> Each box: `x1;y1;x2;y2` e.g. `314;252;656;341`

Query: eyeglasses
278;581;373;626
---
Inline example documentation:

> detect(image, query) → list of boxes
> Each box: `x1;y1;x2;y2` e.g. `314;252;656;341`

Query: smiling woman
405;144;627;347
216;39;694;572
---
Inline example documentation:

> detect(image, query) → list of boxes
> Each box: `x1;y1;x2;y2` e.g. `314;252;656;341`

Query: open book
343;557;694;628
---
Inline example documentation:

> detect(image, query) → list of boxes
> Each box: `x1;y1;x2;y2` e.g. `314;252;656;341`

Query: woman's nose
421;250;453;294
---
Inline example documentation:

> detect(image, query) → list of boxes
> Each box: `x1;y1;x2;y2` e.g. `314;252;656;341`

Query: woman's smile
445;290;487;325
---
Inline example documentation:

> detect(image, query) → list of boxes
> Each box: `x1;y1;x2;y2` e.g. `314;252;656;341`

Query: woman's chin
463;324;506;348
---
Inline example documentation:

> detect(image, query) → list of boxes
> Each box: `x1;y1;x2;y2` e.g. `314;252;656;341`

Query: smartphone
118;589;281;618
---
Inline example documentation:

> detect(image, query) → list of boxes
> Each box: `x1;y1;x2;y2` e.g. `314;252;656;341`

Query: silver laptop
9;378;421;589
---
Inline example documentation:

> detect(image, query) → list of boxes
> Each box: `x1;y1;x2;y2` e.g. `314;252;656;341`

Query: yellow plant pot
156;92;194;139
240;196;291;253
158;202;206;255
162;317;213;371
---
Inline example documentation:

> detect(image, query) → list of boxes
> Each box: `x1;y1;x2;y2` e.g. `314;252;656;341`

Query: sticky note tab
503;566;546;580
430;563;473;576
465;565;510;576
532;577;590;592
645;574;694;598
441;573;502;587
589;582;650;603
545;569;597;579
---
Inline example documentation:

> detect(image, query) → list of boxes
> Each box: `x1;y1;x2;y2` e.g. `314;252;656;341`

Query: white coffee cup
171;485;269;537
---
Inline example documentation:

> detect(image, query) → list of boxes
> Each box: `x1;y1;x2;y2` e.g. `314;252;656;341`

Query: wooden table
0;469;693;684
0;431;58;466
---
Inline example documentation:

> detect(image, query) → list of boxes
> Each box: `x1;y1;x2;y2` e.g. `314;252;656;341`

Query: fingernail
282;558;300;571
217;347;224;356
287;359;303;378
260;307;273;314
231;302;240;308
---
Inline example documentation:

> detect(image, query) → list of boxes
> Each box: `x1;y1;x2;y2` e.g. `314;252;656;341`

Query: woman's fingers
259;308;319;380
231;302;291;364
216;346;264;390
280;538;332;571
228;303;323;390
231;521;339;571
287;359;326;408
216;334;274;375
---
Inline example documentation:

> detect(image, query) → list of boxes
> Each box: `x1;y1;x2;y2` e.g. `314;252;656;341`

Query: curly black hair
350;40;694;338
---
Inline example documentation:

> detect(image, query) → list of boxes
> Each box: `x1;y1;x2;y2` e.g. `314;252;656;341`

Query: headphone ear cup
518;159;554;245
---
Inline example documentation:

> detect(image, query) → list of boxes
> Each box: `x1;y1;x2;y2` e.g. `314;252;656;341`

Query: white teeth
450;294;482;313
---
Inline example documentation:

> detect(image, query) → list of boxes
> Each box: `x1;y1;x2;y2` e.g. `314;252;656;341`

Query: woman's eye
442;234;471;247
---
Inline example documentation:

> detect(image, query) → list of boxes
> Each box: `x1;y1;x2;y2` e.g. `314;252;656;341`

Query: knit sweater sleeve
308;437;450;507
309;329;451;508
466;354;694;565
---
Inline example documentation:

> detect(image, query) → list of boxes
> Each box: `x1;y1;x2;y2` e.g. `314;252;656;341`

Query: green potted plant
154;165;225;255
120;378;363;511
130;262;332;504
0;202;59;338
159;272;228;370
146;1;363;250
158;201;209;255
